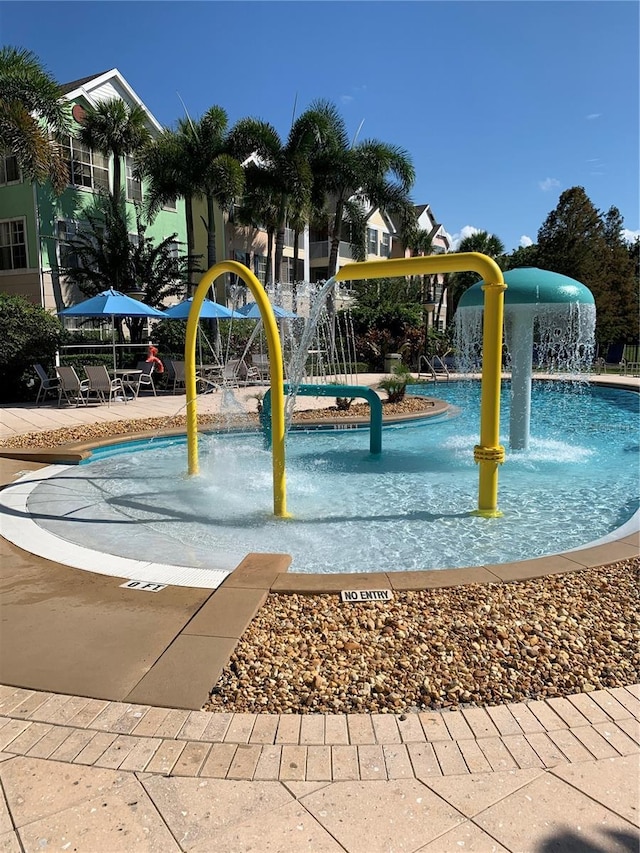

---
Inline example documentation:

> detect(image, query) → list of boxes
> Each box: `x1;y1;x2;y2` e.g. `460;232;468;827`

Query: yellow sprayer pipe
185;261;288;518
336;252;506;517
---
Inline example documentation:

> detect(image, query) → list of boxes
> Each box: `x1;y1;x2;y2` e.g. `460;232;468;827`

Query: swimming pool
19;381;639;578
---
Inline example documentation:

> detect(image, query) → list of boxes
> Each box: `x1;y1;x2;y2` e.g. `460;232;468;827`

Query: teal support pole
262;384;383;454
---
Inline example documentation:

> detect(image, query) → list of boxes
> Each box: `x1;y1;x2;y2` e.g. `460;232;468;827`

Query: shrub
327;381;355;410
152;319;187;358
0;294;66;402
378;362;413;404
60;354;113;374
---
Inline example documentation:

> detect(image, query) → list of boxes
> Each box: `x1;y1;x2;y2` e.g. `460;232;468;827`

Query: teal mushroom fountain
456;267;596;450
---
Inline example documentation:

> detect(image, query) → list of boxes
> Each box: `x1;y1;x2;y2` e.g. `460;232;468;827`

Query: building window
57;219;103;269
163;197;177;211
126;156;142;203
380;232;391;258
57;220;79;268
254;254;267;284
0;218;28;270
367;227;377;255
60;135;109;192
0;153;21;186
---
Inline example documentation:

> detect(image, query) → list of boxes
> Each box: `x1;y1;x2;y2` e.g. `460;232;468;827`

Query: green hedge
0;294;66;403
60;354;114;374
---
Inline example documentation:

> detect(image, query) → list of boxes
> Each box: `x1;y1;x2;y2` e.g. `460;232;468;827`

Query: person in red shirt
145;345;164;373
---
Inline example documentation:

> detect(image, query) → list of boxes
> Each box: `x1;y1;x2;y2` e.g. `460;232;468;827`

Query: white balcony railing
309;241;358;262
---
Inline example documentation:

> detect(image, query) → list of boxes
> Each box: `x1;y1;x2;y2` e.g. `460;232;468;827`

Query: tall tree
308;100;416;278
136;126;200;290
228;105;334;285
78;97;150;205
535;187;637;351
0;46;72;193
600;206;639;347
233;168;280;288
537;187;605;280
136;106;244;298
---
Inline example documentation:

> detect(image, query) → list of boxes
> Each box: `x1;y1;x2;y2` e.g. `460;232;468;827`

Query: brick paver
382;744;414;779
200;742;237;778
226;743;261;779
306;745;332;781
0;684;637;781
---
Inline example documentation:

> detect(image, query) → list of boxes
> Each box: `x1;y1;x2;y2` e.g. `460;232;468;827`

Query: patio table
112;369;143;399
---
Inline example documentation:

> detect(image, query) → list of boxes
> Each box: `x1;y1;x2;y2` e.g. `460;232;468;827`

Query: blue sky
2;1;638;251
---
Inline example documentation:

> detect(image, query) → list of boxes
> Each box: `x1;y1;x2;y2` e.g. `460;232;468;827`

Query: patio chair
56;365;90;407
221;359;241;388
222;358;260;388
84;365;127;406
251;354;270;380
133;361;157;397
33;363;60;406
170;359;187;394
169;359;216;395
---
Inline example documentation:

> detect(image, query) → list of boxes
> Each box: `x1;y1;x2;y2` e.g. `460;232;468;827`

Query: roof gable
60;69;162;134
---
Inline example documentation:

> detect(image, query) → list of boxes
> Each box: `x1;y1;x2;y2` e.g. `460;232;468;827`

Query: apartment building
2;64;450;327
0;69;186;313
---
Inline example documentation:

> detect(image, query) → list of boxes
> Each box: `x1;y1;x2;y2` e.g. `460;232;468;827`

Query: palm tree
78;97;150;205
398;209;434;300
457;230;505;259
0;46;72;194
228;105;333;286
308;100;416;278
447;230;506;322
233;167;280;288
135;126;200;290
136;106;244;298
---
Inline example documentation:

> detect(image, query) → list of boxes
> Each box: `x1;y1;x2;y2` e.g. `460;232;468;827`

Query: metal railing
57;342;151;368
418;355;450;380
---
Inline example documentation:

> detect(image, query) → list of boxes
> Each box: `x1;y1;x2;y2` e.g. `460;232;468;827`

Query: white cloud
339;85;367;107
622;229;640;243
539;177;561;192
449;225;481;250
586;113;601;120
520;235;533;248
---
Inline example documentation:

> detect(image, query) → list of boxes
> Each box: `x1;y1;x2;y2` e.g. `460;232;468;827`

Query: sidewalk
0;684;638;852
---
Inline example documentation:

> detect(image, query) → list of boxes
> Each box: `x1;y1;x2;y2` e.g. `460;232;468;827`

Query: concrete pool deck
0;374;638;851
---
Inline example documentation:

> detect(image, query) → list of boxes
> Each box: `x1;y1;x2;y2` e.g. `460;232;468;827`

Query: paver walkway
0;683;638;852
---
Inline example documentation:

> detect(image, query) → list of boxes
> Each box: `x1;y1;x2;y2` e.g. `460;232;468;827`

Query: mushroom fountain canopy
456;267;596;370
455;267;596;450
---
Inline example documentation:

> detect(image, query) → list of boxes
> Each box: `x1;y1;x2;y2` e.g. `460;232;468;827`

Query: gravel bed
206;558;640;714
0;397;436;449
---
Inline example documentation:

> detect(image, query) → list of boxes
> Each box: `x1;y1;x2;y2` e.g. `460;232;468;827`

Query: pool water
28;381;639;575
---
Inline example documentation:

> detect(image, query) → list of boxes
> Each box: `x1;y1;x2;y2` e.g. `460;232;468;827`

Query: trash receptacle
384;353;402;373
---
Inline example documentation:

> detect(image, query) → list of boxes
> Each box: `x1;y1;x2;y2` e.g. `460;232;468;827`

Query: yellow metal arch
185;252;506;519
335;252;507;517
185;260;288;517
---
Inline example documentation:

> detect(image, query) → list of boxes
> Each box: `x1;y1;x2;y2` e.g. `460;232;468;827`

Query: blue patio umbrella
237;301;299;319
58;288;167;370
163;297;237;320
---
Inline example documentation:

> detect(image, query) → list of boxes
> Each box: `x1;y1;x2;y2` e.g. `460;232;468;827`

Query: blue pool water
28;381;639;574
